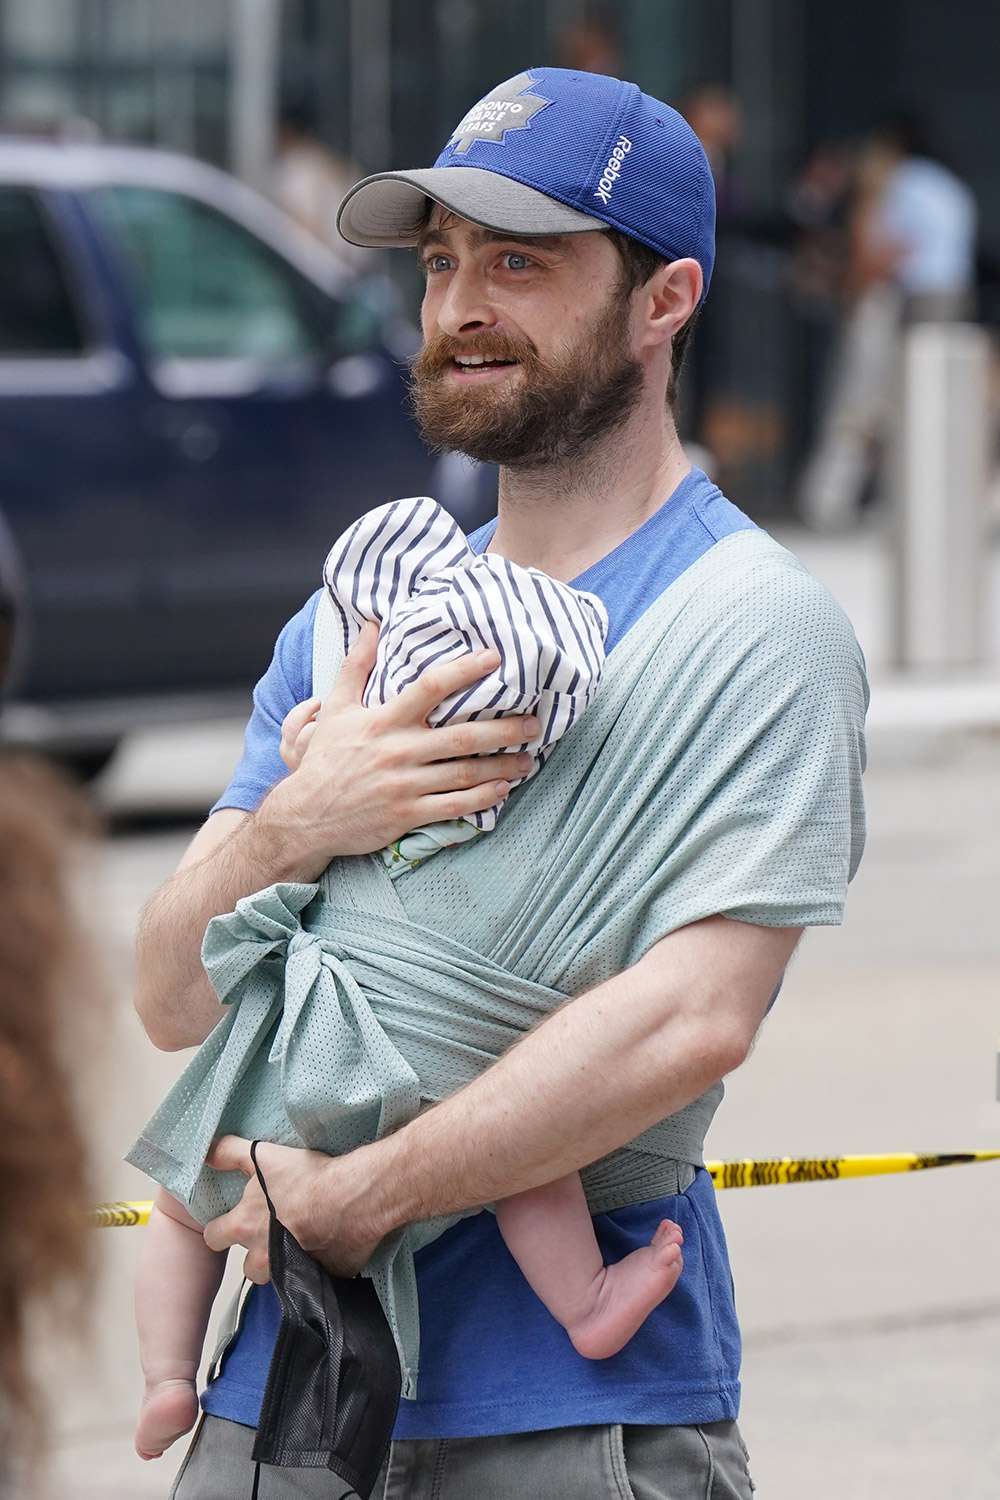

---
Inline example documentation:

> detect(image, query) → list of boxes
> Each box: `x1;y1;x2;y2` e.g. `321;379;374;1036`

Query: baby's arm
133;1185;227;1460
494;1173;683;1361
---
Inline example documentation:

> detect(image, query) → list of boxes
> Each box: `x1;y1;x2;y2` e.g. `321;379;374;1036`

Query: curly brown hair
0;756;97;1485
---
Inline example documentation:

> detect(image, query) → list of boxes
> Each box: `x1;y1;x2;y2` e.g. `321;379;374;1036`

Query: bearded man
137;69;867;1500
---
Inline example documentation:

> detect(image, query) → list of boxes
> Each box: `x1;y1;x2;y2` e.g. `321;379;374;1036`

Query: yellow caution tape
89;1200;153;1228
91;1151;1000;1225
706;1150;1000;1189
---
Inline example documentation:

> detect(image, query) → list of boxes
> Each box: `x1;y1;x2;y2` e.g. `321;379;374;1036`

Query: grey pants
169;1412;755;1499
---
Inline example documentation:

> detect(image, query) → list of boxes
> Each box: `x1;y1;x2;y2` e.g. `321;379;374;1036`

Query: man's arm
206;915;800;1279
135;628;538;1051
360;915;801;1230
134;806;320;1050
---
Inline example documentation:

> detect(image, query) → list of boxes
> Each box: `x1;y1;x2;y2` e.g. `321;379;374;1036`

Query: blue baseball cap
337;67;716;299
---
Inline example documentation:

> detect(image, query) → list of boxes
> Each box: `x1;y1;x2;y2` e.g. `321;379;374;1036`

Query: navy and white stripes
323;497;608;832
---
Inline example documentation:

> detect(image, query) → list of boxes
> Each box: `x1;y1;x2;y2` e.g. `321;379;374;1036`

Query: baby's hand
279;697;321;771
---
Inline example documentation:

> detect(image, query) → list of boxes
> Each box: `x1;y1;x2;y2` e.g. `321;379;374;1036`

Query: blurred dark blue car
0;141;492;769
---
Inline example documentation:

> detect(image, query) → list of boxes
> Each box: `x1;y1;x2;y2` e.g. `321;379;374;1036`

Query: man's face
410;209;644;469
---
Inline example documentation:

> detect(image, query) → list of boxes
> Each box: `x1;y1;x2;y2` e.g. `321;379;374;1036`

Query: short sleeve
210;590;322;815
635;560;869;942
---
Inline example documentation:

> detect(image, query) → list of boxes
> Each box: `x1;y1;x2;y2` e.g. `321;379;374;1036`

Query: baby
133;499;685;1461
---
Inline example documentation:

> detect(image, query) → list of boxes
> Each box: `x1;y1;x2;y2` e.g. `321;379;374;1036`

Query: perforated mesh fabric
128;528;867;1400
387;533;867;987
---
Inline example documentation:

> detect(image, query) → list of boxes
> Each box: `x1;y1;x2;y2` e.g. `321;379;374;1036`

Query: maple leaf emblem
448;72;550;156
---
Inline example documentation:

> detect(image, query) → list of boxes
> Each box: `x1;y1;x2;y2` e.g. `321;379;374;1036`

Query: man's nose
434;264;500;338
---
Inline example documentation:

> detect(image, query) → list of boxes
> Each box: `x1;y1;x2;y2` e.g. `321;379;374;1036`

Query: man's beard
408;289;644;470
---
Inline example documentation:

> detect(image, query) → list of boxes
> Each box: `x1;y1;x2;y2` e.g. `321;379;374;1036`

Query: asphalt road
35;717;1000;1500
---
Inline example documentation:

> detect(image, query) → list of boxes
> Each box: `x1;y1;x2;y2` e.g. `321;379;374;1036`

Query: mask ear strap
249;1140;277;1217
248;1141;270;1500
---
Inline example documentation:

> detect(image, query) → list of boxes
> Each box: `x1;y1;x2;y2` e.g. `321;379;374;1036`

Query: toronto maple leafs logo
448;72;550;156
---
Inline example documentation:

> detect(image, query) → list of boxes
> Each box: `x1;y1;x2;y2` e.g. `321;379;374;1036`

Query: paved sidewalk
770;522;1000;742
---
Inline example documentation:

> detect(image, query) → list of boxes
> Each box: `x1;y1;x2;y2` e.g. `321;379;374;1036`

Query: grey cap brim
337;166;606;248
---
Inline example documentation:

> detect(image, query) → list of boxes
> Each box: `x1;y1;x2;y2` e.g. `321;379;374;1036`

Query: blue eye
503;252;531;270
424;255;452;274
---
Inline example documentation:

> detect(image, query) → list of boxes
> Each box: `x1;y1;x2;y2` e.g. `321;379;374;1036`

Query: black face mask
248;1141;402;1499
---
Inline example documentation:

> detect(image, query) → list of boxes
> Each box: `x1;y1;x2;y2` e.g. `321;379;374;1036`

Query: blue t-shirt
202;467;756;1438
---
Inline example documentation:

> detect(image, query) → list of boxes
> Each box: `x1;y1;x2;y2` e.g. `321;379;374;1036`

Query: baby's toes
652;1219;684;1249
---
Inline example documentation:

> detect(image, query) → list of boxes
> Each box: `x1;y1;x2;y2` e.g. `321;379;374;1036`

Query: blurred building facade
1;0;997;514
0;1;230;157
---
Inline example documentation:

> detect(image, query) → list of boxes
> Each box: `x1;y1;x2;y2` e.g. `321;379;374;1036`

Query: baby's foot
134;1377;199;1460
567;1219;684;1360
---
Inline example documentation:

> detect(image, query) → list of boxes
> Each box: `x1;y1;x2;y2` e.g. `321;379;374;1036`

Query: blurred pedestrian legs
799;112;978;531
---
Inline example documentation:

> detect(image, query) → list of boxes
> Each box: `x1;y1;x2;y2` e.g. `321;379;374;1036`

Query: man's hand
136;622;538;1051
203;1135;388;1283
263;621;540;870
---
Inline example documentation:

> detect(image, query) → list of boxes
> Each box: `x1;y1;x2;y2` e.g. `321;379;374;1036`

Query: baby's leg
495;1172;683;1360
134;1185;227;1460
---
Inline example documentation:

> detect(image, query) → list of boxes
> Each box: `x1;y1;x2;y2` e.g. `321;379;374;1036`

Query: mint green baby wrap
127;529;868;1399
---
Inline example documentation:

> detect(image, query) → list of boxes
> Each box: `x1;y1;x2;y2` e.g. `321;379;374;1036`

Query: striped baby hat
322;496;609;832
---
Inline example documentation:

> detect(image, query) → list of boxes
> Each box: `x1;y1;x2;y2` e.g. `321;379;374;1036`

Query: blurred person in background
271;102;369;276
135;67;866;1500
675;84;751;480
785;140;856;471
0;757;96;1499
678;85;744;224
799;111;978;531
556;7;623;77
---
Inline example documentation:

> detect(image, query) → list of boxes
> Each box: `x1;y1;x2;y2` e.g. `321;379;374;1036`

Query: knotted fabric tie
164;880;699;1397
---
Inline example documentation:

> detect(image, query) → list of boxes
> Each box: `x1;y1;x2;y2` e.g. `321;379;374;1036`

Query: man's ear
639;258;702;351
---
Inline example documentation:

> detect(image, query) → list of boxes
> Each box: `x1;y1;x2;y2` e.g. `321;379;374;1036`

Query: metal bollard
229;0;280;192
891;322;990;670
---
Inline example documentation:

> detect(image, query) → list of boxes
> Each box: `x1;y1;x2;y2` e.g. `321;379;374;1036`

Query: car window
332;292;387;358
0;187;86;356
92;185;328;361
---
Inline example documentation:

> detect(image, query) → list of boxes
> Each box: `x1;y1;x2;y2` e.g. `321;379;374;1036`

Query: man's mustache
413;332;539;378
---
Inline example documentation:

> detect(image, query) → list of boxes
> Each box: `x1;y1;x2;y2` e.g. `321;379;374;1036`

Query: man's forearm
135;787;327;1050
355;918;798;1241
363;966;728;1235
358;934;765;1240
